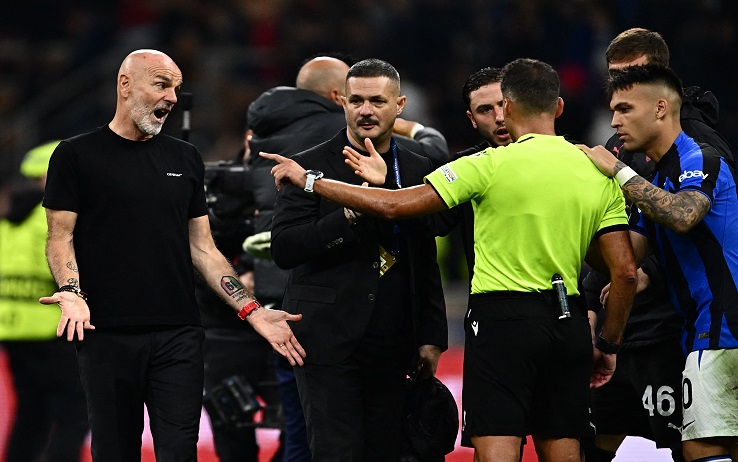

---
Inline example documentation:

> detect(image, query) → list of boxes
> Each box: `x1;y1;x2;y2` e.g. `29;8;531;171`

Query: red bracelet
237;300;262;320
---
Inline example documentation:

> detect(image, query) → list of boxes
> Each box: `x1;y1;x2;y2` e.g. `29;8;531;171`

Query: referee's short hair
607;64;683;100
500;58;559;115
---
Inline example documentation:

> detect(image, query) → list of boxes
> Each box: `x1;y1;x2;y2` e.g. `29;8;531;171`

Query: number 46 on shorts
642;385;676;417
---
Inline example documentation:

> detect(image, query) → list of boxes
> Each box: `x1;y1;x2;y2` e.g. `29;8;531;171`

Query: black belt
469;291;585;319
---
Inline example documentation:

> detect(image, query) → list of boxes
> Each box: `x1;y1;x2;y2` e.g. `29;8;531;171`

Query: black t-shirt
43;126;208;328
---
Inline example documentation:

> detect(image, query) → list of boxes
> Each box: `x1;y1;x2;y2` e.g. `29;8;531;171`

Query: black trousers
294;337;408;462
202;331;275;462
75;325;204;462
4;339;88;462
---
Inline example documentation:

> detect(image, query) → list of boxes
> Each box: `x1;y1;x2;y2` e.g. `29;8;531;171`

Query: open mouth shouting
153;107;171;123
495;127;510;142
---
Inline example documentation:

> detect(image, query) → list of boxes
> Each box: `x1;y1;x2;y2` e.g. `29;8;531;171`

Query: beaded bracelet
58;285;89;301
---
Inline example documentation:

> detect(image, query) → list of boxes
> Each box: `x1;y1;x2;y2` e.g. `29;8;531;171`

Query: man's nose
165;88;178;104
360;101;373;115
494;107;504;123
611;113;619;128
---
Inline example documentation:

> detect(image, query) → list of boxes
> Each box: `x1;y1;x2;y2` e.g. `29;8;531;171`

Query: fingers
284;313;303;323
40;295;61;305
599;283;611;306
363;138;377;155
289;336;306;359
75;319;85;341
57;316;68;338
274;339;306;366
343;146;362;168
259;152;283;163
590;372;613;388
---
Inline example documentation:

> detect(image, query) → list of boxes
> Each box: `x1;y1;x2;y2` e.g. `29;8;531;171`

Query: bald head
110;49;183;140
118;50;181;89
295;57;350;102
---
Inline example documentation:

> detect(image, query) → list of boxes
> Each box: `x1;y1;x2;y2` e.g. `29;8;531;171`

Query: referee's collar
515;133;561;144
515;134;536;144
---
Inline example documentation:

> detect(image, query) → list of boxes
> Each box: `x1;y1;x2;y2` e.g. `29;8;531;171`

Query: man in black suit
269;58;448;461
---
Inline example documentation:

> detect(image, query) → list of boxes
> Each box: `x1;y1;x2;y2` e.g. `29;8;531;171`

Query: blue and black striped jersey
632;131;738;353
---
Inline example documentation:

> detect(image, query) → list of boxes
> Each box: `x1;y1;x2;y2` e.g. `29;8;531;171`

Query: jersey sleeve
42;141;81;213
677;149;722;205
597;179;629;234
424;148;493;208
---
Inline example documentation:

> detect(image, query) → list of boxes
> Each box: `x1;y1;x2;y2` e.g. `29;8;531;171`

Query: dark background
2;0;737;187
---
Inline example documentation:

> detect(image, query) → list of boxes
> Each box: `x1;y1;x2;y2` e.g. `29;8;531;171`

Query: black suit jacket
271;130;448;365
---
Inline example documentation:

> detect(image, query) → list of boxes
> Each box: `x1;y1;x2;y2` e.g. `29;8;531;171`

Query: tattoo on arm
67;278;79;287
220;275;253;303
613;160;628;175
622;177;711;232
66;261;79;273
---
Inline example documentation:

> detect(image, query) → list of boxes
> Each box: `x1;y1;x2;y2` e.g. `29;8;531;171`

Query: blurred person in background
0;140;89;462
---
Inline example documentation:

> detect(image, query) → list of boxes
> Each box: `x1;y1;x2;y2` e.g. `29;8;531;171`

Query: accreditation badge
378;244;396;277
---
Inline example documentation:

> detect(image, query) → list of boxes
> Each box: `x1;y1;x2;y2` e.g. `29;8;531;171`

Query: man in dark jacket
584;28;735;462
268;58;448;461
247;55;449;462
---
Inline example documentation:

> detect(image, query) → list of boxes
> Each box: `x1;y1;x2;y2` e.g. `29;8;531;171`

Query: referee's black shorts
461;291;594;446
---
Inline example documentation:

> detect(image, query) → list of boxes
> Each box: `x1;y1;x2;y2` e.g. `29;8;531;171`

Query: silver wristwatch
304;170;324;193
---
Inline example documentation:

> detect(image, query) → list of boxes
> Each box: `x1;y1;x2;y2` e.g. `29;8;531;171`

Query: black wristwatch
304;170;324;193
595;335;622;354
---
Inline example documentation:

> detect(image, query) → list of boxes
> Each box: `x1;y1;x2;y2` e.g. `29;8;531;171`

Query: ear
119;74;131;98
396;95;407;115
503;97;513;117
329;89;343;106
554;97;564;119
655;98;668;119
466;110;477;129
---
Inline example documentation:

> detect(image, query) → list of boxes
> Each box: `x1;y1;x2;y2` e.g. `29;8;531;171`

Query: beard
131;100;163;136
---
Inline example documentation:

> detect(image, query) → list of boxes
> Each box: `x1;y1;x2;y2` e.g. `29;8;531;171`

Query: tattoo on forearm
221;275;243;294
613;160;627;175
66;261;79;273
67;278;79;287
623;177;710;230
220;275;253;303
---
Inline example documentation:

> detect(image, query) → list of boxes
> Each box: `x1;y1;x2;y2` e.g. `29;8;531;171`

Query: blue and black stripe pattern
633;131;738;353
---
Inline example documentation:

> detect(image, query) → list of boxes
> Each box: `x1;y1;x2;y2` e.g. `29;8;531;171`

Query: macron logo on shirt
167;172;183;177
679;170;708;183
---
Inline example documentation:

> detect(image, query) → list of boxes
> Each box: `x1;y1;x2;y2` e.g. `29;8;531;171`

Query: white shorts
682;348;738;441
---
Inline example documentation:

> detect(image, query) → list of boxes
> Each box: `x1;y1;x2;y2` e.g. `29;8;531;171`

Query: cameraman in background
197;130;283;462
